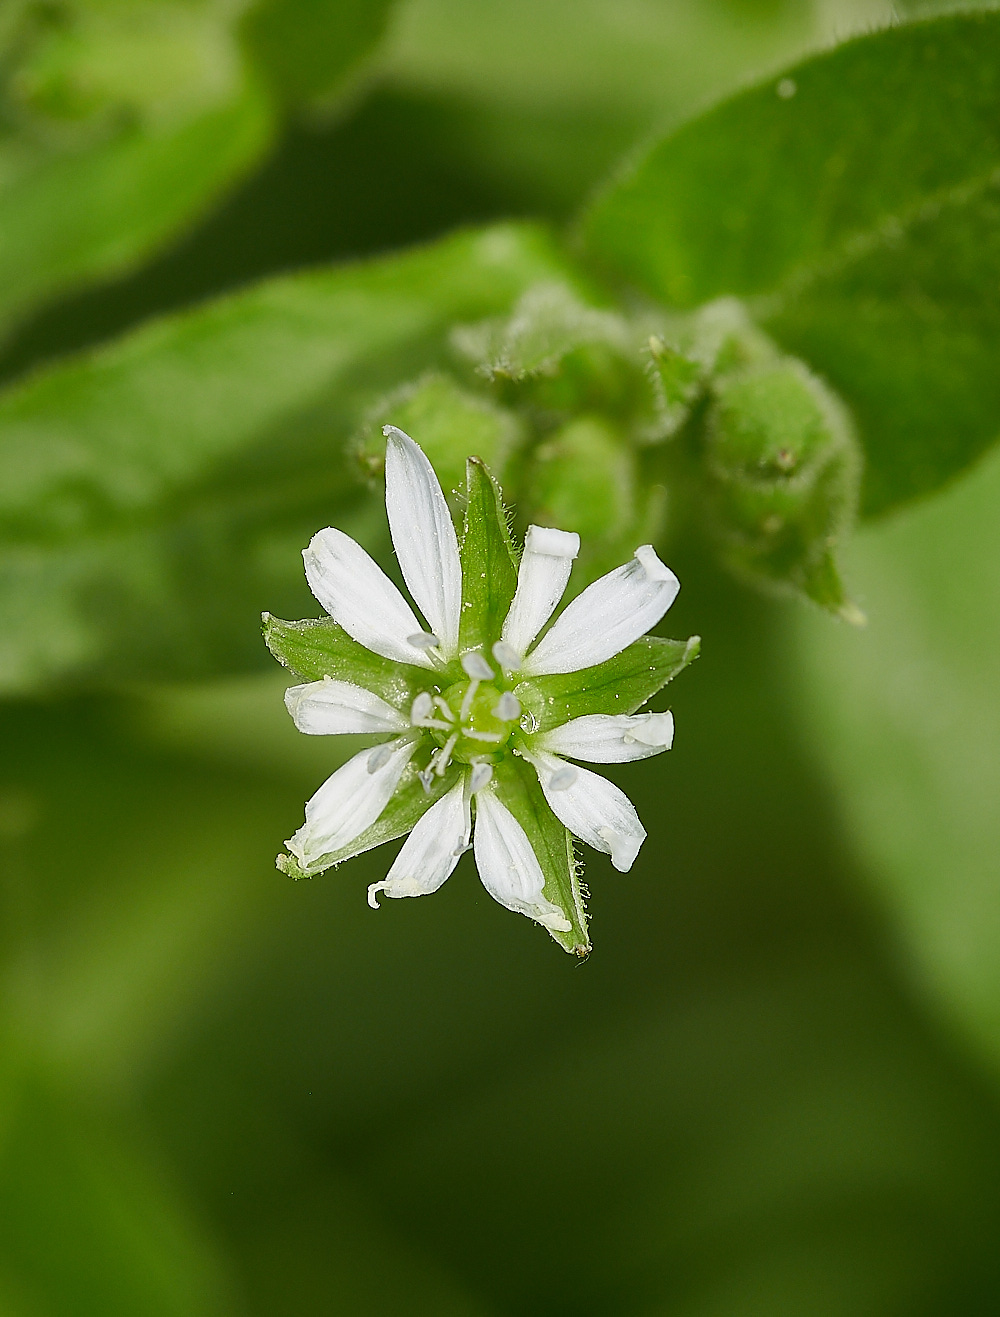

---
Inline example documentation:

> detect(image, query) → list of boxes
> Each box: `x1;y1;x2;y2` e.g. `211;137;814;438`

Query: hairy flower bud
703;357;863;620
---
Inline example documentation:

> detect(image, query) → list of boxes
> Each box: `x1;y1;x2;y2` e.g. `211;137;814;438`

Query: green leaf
516;634;700;734
0;27;273;336
263;615;429;707
0;222;573;693
491;756;589;956
241;0;395;111
766;178;1000;515
582;14;1000;513
458;457;519;655
278;760;460;879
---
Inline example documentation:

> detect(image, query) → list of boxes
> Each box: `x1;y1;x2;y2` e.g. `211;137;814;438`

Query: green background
3;1;1000;1313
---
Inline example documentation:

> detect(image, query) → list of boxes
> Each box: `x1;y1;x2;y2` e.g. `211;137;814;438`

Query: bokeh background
3;2;1000;1314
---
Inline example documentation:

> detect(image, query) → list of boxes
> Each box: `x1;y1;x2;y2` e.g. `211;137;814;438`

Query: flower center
437;680;517;764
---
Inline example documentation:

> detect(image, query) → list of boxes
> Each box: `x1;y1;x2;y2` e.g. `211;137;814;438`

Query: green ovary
438;680;516;764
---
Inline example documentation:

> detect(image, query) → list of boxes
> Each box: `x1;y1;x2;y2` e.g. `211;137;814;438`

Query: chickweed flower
264;427;698;954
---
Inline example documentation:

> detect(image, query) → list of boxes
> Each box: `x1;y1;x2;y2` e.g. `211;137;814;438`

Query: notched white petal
473;789;572;932
535;711;675;762
500;523;580;659
520;545;680;676
367;780;470;907
384;425;462;658
525;748;646;872
284;679;408;737
303;527;433;668
286;738;416;869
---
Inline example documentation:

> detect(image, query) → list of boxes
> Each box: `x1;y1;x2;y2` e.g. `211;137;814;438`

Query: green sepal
262;614;429;706
516;634;700;734
277;759;460;879
458;458;520;655
491;757;590;957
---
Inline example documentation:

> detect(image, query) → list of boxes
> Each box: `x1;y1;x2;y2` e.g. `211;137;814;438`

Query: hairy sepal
516;634;700;734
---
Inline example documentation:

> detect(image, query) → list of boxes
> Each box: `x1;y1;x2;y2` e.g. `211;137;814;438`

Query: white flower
267;426;697;954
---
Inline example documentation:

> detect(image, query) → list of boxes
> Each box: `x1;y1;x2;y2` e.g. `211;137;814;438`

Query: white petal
285;679;409;736
384;426;462;658
367;780;470;906
303;527;434;668
520;545;680;676
501;524;580;659
535;711;674;762
473;789;571;932
525;748;646;872
286;738;416;868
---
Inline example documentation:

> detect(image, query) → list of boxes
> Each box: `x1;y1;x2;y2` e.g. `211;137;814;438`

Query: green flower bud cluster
354;281;862;617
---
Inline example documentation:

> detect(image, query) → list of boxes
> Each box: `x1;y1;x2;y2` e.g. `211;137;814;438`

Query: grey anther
410;692;433;724
493;692;521;721
367;743;394;773
491;641;522;670
548;765;578;791
469;762;494;792
461;651;494;681
408;631;441;649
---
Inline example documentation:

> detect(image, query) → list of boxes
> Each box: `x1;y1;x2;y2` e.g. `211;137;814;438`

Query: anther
469;762;494;792
367;743;394;773
548;765;578;791
491;640;522;671
493;692;521;721
408;631;441;650
461;652;494;681
410;692;432;724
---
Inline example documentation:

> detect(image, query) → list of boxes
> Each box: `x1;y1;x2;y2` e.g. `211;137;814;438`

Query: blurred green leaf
582;14;1000;514
0;4;274;336
242;0;396;112
0;223;573;692
792;444;1000;1079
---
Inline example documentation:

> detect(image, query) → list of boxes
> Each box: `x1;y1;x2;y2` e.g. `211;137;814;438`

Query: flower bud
522;415;666;589
703;357;862;619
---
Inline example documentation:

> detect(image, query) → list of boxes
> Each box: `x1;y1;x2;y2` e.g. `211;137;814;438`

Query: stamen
469;762;494;792
367;743;394;773
548;765;578;791
410;692;432;723
433;696;456;722
460;679;479;722
434;732;459;776
491;640;522;671
408;631;441;649
465;730;503;743
461;652;494;681
493;691;521;721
